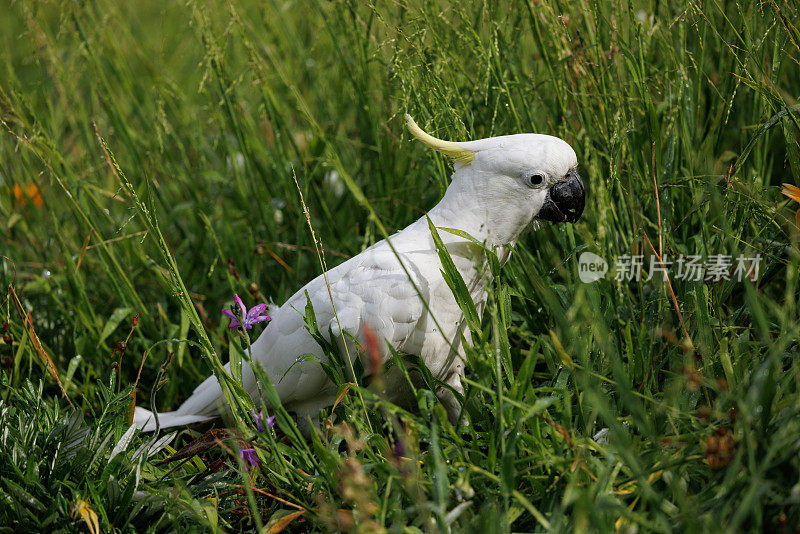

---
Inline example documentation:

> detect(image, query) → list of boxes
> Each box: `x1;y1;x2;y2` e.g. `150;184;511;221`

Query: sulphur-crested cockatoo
133;115;584;433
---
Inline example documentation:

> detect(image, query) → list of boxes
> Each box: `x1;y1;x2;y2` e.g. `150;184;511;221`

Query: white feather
134;123;580;432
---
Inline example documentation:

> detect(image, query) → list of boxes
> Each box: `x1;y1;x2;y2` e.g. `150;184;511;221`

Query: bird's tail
133;406;214;432
133;372;226;432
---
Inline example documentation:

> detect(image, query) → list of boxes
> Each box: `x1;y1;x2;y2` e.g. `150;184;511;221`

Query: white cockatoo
133;115;584;432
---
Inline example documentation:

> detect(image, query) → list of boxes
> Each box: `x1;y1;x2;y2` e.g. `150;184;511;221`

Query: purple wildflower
222;294;270;330
252;409;276;432
239;447;260;471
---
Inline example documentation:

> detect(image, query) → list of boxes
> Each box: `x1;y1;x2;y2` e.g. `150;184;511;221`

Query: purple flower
252;408;276;432
239;447;260;471
222;294;270;330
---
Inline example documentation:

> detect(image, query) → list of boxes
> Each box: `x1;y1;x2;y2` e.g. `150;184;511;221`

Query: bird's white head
407;115;584;247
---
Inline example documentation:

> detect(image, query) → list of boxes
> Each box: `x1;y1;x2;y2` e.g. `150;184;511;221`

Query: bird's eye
526;173;545;187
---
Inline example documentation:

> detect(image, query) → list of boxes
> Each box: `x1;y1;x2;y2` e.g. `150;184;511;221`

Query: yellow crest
405;114;475;165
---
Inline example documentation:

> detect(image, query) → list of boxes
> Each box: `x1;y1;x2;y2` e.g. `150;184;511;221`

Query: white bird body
133;117;584;432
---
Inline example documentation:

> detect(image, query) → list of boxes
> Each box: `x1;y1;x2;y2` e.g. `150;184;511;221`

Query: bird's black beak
537;170;585;223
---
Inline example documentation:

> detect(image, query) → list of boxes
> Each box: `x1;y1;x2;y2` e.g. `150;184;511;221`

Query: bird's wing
233;242;428;408
325;244;428;355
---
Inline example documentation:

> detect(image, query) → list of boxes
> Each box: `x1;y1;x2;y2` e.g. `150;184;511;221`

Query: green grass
2;0;800;531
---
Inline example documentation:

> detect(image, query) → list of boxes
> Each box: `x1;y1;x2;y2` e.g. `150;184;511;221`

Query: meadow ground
1;0;800;532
